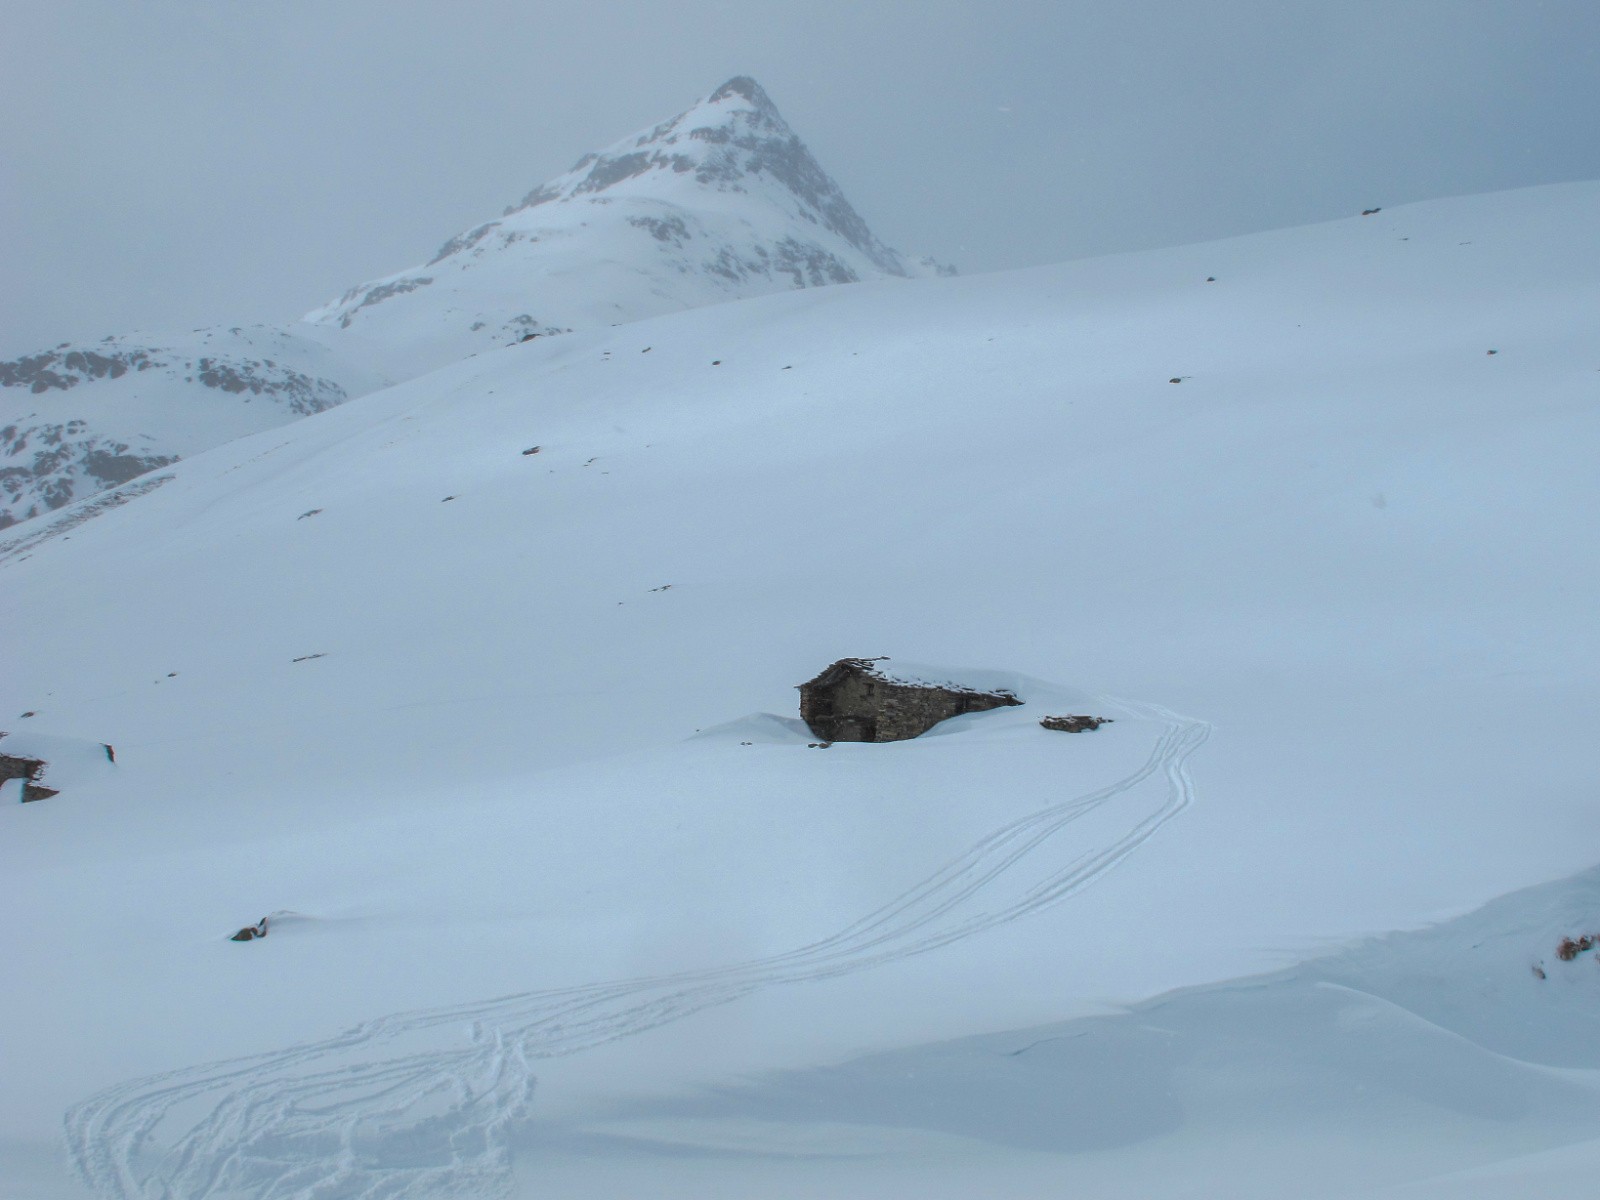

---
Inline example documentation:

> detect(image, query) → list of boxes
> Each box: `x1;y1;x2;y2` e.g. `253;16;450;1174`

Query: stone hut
797;658;1022;743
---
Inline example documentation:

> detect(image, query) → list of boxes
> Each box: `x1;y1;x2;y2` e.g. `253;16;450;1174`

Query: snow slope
528;865;1600;1200
3;181;1600;1198
3;77;927;530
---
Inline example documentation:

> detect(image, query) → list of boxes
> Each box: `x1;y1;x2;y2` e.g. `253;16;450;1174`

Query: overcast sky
5;0;1598;357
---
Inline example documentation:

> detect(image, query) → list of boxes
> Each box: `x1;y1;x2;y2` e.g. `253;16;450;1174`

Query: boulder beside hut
797;658;1022;743
1040;714;1113;733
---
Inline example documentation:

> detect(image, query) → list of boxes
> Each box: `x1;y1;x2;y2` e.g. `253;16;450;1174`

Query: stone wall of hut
799;667;1020;742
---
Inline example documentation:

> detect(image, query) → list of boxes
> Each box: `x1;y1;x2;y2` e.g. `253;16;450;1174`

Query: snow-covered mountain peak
499;75;904;275
303;76;929;376
504;75;787;212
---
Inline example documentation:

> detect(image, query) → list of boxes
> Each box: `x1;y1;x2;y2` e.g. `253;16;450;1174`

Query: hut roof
797;658;1020;700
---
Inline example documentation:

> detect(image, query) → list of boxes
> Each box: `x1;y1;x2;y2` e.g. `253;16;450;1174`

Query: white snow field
4;180;1600;1198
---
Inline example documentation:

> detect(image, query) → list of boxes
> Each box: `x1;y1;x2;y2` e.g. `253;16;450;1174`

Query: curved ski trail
66;699;1209;1199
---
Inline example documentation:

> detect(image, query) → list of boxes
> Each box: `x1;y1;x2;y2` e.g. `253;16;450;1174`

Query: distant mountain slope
3;76;932;529
0;326;383;529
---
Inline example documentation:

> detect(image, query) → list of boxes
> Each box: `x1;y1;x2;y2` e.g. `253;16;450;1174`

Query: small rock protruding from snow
230;917;270;942
1040;714;1113;733
1555;933;1598;961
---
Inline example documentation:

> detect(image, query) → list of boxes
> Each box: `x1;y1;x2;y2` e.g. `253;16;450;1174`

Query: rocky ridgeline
0;346;165;393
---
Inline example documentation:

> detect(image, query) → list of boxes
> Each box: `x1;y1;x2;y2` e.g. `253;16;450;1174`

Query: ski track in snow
64;700;1209;1199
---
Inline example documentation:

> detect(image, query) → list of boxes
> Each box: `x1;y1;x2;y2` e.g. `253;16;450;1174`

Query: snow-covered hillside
2;77;927;530
4;181;1600;1198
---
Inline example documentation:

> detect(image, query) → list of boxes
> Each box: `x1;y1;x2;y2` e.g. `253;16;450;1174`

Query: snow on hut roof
798;658;1021;699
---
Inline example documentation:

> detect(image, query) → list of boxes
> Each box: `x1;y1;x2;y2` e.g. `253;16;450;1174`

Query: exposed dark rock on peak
708;75;772;108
